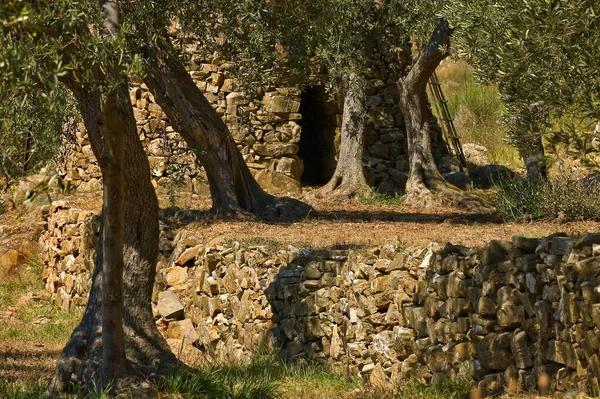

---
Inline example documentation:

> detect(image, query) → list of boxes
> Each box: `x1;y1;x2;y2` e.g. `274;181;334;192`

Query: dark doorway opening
297;86;337;186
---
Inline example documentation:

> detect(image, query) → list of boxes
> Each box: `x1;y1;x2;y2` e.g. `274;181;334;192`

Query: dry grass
44;190;600;251
434;60;522;168
159;193;599;250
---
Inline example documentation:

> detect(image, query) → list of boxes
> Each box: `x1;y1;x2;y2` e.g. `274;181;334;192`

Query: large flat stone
157;290;185;320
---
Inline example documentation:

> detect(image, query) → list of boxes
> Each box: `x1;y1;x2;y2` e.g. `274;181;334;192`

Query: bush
494;172;600;222
0;87;77;180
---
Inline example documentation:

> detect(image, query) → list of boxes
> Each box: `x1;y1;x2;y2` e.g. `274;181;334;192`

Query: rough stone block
157;290;185;319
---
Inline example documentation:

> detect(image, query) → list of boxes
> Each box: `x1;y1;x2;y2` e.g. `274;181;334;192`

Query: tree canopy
446;0;600;170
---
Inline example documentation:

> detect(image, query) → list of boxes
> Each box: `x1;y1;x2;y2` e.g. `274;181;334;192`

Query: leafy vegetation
0;88;76;182
359;189;406;207
434;61;520;167
494;171;600;222
446;0;600;176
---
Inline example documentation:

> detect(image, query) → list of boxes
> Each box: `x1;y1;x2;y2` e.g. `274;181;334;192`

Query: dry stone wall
58;46;448;195
39;204;600;396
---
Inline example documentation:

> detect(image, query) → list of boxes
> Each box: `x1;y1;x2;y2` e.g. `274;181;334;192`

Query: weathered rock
0;249;21;276
255;169;301;194
164;266;189;287
263;95;301;113
157;290;185;319
176;245;203;266
167;318;200;344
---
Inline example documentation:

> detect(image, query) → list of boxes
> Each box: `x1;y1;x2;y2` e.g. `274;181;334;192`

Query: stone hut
59;44;450;195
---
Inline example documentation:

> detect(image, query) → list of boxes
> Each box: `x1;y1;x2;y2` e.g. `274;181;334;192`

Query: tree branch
99;0;120;35
405;18;452;88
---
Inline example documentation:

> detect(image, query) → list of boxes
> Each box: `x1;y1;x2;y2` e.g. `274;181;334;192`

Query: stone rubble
40;204;600;396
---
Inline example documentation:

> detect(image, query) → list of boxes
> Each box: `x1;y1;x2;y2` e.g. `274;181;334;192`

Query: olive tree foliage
0;10;79;182
0;1;139;161
0;86;75;181
445;0;600;177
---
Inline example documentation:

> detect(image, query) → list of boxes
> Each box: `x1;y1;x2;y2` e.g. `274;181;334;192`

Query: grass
394;379;472;399
0;252;82;343
0;346;476;399
433;61;521;168
359;189;406;206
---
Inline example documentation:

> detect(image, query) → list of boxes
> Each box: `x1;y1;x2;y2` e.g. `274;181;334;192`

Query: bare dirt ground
13;190;596;250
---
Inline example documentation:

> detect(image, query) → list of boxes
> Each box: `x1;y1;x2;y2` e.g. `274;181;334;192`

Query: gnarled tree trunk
140;35;311;219
312;72;370;200
48;80;177;394
397;19;487;210
98;88;127;385
97;0;127;385
521;134;547;182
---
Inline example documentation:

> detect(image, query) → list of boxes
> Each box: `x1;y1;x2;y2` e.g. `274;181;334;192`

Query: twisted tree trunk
521;135;547;182
312;72;370;200
48;80;177;394
141;35;311;219
97;88;127;385
397;19;487;210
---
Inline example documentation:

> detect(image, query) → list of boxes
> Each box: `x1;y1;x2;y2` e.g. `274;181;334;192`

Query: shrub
494;172;600;222
0;87;77;180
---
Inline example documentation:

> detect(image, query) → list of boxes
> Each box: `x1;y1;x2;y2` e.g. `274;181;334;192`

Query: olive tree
389;1;487;208
121;1;312;218
1;0;177;392
0;87;75;180
446;0;600;179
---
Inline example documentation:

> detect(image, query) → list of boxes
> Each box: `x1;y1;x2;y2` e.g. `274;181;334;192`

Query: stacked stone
57;125;103;193
40;207;600;395
38;202;97;310
544;233;600;395
155;233;307;364
58;44;420;195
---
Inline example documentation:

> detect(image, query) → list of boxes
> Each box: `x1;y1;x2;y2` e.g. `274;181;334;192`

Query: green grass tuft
393;378;472;399
359;189;406;206
0;380;47;399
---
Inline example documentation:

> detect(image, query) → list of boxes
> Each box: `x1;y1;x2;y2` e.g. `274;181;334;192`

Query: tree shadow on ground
160;206;503;229
0;348;61;383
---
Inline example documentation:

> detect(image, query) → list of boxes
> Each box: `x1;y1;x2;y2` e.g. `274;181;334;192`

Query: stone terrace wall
39;203;600;396
58;45;448;195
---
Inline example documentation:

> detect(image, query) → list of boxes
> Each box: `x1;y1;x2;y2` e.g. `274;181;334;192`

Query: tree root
305;175;371;203
264;195;314;221
404;180;494;212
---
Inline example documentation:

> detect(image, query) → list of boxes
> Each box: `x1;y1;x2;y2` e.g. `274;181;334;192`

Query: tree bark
97;89;127;385
397;19;487;209
48;80;177;394
140;35;311;219
311;72;370;200
521;134;547;182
